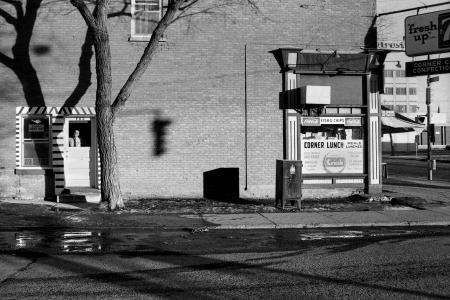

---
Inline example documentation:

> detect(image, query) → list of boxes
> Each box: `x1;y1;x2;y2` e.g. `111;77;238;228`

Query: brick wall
0;0;376;199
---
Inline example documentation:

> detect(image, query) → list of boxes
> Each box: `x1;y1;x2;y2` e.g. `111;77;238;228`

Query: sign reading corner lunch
404;9;450;56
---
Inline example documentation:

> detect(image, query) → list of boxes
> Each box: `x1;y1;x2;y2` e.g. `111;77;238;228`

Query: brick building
0;0;382;201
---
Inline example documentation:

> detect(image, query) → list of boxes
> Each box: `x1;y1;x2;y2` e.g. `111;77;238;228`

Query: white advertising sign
300;117;362;126
404;9;450;56
301;139;364;174
377;41;405;51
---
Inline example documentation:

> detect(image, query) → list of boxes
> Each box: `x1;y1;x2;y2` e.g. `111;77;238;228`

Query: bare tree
69;0;258;210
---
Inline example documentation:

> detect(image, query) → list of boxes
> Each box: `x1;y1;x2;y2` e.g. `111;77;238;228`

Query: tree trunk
92;21;124;210
97;105;123;210
389;133;395;156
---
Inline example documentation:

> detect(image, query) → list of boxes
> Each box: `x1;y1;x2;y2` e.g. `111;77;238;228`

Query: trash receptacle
275;160;302;209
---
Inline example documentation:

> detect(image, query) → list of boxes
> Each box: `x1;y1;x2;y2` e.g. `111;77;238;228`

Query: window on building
351;108;362;114
324;107;362;115
395;105;407;113
395;87;407;95
409;105;418;113
131;0;162;40
408;87;417;95
325;107;338;114
383;105;394;110
287;52;297;67
395;70;405;77
384;87;394;94
338;108;351;114
384;70;394;77
22;116;51;167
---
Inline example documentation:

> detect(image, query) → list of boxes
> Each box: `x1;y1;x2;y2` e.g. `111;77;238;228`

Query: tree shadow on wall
0;0;131;108
63;2;131;107
62;28;94;107
0;0;46;107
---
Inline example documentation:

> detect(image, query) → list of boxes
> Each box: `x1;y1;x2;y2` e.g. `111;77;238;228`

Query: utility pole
426;70;432;180
425;53;439;181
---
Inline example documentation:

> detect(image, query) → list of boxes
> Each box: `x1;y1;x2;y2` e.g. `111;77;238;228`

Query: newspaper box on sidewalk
275;160;302;209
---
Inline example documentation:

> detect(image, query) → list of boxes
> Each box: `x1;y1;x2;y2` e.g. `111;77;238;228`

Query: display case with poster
22;116;51;167
300;116;364;175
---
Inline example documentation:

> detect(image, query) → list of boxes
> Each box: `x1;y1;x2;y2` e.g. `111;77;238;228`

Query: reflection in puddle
298;229;417;241
15;231;105;253
16;233;42;248
61;232;102;253
299;231;365;241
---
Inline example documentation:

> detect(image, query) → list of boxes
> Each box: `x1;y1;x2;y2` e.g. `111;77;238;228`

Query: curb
205;221;450;230
1;219;449;232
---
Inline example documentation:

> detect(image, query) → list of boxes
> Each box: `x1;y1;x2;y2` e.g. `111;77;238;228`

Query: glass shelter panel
300;116;364;174
22;116;50;167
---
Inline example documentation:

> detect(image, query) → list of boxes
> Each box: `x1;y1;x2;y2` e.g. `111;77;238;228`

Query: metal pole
244;44;248;190
426;54;432;180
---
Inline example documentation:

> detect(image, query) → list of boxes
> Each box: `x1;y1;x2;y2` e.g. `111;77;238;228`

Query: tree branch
179;0;199;11
111;0;185;113
70;0;97;30
0;51;15;69
0;7;17;25
171;3;228;23
2;0;24;19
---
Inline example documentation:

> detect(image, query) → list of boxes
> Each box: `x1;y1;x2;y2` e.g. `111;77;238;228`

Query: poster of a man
69;130;82;147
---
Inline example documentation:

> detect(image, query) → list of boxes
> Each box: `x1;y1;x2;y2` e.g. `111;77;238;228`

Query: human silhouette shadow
151;110;172;156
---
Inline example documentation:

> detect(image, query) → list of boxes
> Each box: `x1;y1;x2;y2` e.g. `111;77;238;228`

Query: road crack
0;257;37;286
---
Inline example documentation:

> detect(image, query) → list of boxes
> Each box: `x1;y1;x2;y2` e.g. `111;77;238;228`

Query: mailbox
275;160;302;209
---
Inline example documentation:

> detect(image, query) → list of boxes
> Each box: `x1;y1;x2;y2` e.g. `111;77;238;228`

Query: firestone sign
404;9;450;56
377;41;405;51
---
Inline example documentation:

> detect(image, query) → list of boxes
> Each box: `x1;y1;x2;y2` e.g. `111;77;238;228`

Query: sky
377;0;450;116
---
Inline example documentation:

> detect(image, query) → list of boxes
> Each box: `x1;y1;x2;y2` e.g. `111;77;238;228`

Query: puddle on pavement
383;206;416;211
0;227;432;254
14;231;105;253
0;229;188;254
298;229;417;241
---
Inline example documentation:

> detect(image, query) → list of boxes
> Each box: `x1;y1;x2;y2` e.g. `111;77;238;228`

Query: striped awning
381;107;425;134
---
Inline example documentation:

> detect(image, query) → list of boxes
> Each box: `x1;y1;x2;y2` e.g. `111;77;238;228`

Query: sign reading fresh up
404;9;450;56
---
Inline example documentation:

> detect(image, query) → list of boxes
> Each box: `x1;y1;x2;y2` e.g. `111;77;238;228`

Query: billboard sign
404;9;450;56
405;57;450;76
301;139;364;174
300;117;362;126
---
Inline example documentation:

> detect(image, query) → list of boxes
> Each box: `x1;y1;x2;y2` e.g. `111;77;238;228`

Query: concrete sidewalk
1;197;450;230
1;170;449;230
194;207;450;229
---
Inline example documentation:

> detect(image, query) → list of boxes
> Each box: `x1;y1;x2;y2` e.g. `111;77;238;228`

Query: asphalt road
0;227;449;299
385;158;450;182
